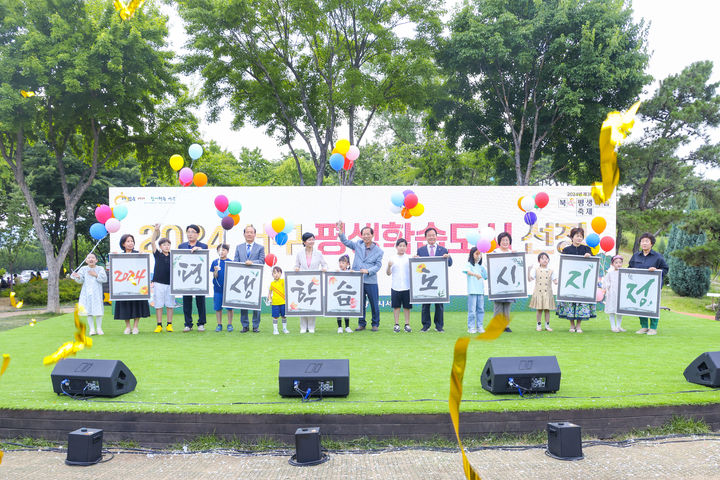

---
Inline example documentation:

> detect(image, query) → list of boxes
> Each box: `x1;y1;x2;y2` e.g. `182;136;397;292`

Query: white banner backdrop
108;186;615;298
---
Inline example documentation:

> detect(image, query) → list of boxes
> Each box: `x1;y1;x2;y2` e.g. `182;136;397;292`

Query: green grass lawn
0;306;718;415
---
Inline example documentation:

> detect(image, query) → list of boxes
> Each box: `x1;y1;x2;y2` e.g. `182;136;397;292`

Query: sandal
569;328;576;333
575;328;583;333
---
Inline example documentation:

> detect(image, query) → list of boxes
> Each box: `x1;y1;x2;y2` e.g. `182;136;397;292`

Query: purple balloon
221;216;235;230
524;211;537;226
476;238;491;253
403;189;414;197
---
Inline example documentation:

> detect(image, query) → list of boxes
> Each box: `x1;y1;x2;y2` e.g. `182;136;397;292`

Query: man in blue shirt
178;224;208;332
337;221;384;331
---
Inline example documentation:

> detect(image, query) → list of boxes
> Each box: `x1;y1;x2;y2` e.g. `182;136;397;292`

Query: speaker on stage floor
684;352;720;387
51;358;136;397
481;356;561;394
279;359;349;397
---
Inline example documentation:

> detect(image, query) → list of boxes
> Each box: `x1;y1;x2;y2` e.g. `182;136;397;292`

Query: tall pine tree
666;197;711;297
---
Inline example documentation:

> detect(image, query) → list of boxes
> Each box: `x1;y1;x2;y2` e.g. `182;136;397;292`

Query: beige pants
300;316;315;333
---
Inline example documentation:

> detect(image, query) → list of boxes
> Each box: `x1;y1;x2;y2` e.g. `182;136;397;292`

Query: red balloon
343;157;354;170
600;236;615;252
404;193;419;209
214;195;229;212
265;254;278;267
534;192;549;209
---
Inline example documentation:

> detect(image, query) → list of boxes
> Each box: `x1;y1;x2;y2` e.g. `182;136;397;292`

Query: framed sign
170;249;210;296
557;254;600;303
285;271;324;316
616;268;663;319
109;253;151;300
324;271;364;317
222;262;264;310
486;252;527;301
409;257;450;304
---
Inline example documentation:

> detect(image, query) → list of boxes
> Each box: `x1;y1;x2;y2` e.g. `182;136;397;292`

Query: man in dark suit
234;225;266;332
417;227;452;332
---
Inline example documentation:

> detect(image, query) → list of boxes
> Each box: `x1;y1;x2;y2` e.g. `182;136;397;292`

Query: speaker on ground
51;358;136;397
481;356;561;394
279;359;349;397
684;352;720;387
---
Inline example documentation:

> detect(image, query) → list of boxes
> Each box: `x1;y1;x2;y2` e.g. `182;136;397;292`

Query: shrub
8;278;82;306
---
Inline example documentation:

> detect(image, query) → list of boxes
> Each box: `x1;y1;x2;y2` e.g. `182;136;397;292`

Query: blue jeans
467;294;485;330
360;283;380;327
240;309;261;329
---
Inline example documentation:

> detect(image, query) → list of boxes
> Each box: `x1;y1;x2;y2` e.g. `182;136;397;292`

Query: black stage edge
1;405;719;447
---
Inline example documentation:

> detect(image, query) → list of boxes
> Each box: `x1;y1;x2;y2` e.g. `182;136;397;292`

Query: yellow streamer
449;313;509;480
0;449;3;464
9;291;23;309
0;354;10;377
20;90;35;98
592;100;641;205
42;304;92;365
113;0;145;20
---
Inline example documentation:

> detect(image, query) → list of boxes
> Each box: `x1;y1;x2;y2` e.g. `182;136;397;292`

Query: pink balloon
95;205;112;224
476;238;491;253
345;145;360;161
264;223;276;238
214;195;229;212
179;167;193;184
104;217;121;233
596;288;605;303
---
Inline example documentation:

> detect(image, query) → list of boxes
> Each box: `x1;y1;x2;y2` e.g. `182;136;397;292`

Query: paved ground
2;436;720;479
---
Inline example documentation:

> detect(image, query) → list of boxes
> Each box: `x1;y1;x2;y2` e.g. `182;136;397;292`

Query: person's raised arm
336;220;356;250
151;223;161;254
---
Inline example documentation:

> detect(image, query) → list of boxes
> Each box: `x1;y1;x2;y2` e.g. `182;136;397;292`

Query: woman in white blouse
294;232;328;333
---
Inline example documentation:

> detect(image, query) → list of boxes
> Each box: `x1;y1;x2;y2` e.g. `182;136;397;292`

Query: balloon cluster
214;195;242;231
90;203;129;240
265;217;295;246
465;227;497;253
170;144;207;187
329;139;360;171
585;217;615;254
517;192;549;226
389;189;425;218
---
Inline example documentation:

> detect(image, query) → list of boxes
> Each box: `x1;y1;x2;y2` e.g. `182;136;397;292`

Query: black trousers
183;295;206;327
421;303;444;330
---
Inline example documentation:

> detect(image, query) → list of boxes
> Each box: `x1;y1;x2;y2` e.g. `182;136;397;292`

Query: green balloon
228;200;242;215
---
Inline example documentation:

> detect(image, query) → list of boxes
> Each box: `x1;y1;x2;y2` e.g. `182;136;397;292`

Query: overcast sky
164;0;720;167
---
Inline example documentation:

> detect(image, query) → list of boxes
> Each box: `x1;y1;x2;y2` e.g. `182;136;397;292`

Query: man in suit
417;227;452;332
234;225;266;332
178;224;209;332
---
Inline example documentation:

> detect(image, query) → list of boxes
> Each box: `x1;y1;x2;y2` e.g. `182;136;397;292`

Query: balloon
169;154;183;171
112;204;128;221
264;223;277;238
214;195;229;212
535;192;549;209
466;232;480;245
345;145;360;161
271;217;285;233
193;172;207;187
275;232;288;245
600;236;616;252
104;218;121;233
229;213;240;226
188;143;203;160
216;209;229;218
180;179;192;187
331;146;341;155
590;245;601;256
343;157;354;170
591;217;607;234
179;167;193;184
228;200;242;215
221;216;234;230
89;223;108;240
265;254;278;267
408;203;424;216
479;227;495;241
403;189;414;197
586;233;600;248
523;211;537;226
390;192;405;207
335;139;351;155
517;196;526;212
389;204;402;214
400;207;412;219
404;193;419;209
282;220;295;234
488;239;497;253
329;153;345;171
596;288;605;303
476;238;491;253
521;196;535;212
95;205;112;224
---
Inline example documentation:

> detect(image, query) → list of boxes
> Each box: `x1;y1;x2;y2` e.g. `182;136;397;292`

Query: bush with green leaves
7;279;82;306
666;224;711;298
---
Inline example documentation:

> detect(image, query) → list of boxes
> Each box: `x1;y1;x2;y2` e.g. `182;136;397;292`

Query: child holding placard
211;244;234;332
528;252;557;332
72;252;107;335
603;255;625;332
151;223;174;333
337;254;353;333
462;247;487;334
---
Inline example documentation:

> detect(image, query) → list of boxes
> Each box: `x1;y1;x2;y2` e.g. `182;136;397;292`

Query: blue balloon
282;220;295;234
89;222;108;240
329;153;345;171
390;192;405;207
188;143;203;160
216;209;229;218
466;232;480;246
586;233;600;248
523;211;537;226
275;232;288;246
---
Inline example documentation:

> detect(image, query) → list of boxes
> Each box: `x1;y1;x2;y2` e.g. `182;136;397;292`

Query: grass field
0;305;718;415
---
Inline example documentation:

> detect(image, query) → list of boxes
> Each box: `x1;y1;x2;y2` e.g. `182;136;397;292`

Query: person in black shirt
556;227;596;333
151;223;175;333
628;232;669;335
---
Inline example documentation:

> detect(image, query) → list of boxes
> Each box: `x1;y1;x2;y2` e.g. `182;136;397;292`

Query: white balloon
521;195;535;212
479;227;495;241
389;204;402;214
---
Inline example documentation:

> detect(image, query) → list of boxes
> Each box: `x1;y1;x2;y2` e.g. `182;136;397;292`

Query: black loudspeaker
295;427;321;464
66;428;103;466
547;422;583;460
481;356;561;394
279;359;349;397
51;359;137;397
684;352;720;387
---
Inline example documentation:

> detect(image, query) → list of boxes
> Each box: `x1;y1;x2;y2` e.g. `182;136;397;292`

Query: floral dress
555;245;596;321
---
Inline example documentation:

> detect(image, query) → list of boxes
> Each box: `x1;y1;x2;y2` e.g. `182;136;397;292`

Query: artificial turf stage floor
0;307;718;415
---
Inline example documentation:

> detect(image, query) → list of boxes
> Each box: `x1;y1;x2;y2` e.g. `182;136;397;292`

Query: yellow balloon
590;245;601;256
409;203;424;216
271;217;285;233
335;139;351;155
169;154;184;171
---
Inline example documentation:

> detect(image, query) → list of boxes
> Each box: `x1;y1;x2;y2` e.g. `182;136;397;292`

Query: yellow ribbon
9;291;23;309
591;100;641;205
0;354;9;377
450;313;509;480
0;449;3;464
20;90;35;98
114;0;145;20
42;304;92;365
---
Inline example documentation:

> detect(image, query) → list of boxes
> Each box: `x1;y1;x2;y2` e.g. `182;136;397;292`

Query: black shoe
504;327;512;332
241;327;249;333
252;328;260;333
420;327;429;332
436;328;444;333
355;326;366;331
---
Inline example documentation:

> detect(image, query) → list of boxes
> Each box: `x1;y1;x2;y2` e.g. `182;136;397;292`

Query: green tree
178;0;442;186
665;218;711;298
435;0;650;186
0;0;198;311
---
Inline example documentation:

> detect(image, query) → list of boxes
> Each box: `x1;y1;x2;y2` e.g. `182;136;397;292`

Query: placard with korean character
324;272;364;317
285;271;324;316
222;262;264;310
409;257;449;304
557;254;600;303
170;250;210;296
486;252;527;301
109;253;151;300
616;268;662;318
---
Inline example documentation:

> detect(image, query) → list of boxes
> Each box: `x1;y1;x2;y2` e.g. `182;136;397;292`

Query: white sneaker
468;328;476;334
198;325;205;332
124;327;131;335
183;326;191;332
478;327;485;334
308;329;315;333
132;327;139;335
283;327;289;334
97;329;104;335
273;328;279;335
338;327;343;333
300;328;307;334
345;327;353;333
89;329;97;336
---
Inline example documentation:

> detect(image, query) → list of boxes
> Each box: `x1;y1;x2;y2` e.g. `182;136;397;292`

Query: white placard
617;268;663;318
324;272;364;317
285;271;324;316
170;250;210;295
409;257;450;304
486;252;527;300
222;262;264;310
109;253;151;300
557;255;600;303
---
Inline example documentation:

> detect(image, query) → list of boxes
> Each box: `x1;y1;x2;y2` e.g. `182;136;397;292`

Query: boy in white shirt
386;238;412;332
